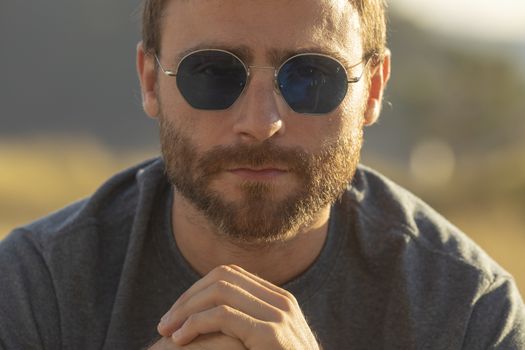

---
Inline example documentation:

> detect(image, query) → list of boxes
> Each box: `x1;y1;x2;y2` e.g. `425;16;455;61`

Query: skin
137;0;391;348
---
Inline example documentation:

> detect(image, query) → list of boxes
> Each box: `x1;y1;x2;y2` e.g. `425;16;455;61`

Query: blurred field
0;137;155;235
1;138;524;296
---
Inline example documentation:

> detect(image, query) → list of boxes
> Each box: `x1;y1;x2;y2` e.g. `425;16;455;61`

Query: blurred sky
391;0;525;43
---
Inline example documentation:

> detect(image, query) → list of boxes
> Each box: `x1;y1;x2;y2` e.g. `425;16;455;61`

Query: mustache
196;141;314;177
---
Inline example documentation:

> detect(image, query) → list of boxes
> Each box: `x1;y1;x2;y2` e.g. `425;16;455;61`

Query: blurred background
1;1;524;292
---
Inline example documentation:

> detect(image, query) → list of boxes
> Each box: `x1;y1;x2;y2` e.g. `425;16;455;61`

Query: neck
171;191;331;286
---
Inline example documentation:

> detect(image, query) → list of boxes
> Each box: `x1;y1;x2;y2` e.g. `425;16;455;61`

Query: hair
141;0;387;59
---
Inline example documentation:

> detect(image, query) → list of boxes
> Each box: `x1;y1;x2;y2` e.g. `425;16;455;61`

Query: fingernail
172;329;182;340
156;321;164;334
159;314;168;327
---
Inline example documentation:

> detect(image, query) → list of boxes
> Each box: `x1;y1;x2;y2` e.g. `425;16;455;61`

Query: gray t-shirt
1;158;524;349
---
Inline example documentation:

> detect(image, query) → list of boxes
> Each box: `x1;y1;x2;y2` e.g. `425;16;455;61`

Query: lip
228;167;288;181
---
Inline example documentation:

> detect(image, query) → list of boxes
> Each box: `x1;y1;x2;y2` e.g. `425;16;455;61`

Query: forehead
160;0;363;64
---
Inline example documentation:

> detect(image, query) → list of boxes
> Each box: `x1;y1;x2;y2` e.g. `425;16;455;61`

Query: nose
232;67;285;143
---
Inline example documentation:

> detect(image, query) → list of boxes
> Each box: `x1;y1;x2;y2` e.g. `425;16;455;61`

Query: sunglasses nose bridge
246;65;280;94
247;65;275;71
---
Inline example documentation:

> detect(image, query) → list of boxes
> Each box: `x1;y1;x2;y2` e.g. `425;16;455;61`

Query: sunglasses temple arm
347;53;378;84
154;55;177;76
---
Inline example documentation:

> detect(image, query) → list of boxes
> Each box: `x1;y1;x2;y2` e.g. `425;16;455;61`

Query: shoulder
337;165;525;347
0;157;169;347
0;157;166;266
344;164;513;291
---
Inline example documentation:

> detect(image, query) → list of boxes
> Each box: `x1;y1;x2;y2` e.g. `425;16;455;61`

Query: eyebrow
173;42;254;65
268;47;358;68
170;41;361;69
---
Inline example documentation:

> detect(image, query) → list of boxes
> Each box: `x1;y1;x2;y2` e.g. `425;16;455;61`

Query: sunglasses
155;49;375;115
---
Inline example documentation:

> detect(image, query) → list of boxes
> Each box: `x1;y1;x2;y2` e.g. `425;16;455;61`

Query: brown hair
141;0;387;58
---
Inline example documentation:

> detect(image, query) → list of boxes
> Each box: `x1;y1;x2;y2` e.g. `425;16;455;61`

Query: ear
364;48;391;126
136;41;160;118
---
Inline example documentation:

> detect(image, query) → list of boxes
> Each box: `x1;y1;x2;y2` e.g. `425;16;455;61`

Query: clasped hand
155;265;320;350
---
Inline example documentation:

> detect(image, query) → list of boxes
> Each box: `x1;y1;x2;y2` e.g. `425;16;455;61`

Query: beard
159;113;364;247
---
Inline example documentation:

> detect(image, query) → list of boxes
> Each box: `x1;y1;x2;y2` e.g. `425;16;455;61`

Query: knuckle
219;264;235;274
269;308;286;323
211;280;233;299
214;304;233;321
259;321;279;338
215;279;231;291
283;290;298;304
283;297;296;312
226;264;242;272
212;265;234;279
275;294;295;312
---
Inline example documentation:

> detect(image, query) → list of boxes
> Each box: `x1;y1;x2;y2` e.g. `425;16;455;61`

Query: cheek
158;81;200;136
284;116;346;155
159;100;235;153
342;81;368;112
313;104;365;151
339;85;368;126
157;79;181;111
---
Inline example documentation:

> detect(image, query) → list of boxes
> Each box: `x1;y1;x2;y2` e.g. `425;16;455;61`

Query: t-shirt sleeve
0;228;61;349
462;275;525;349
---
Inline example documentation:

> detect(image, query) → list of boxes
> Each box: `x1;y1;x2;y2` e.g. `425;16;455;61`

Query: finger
163;279;282;336
176;265;282;308
217;265;299;315
228;265;297;300
159;265;289;335
148;334;246;350
171;305;266;347
179;333;246;350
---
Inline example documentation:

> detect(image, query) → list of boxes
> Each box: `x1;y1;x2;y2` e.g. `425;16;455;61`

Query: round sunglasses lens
277;55;348;114
176;50;247;110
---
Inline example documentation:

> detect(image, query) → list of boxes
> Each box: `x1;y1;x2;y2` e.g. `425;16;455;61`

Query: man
1;0;524;349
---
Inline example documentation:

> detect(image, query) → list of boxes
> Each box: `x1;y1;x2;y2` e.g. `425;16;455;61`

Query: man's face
154;0;370;245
